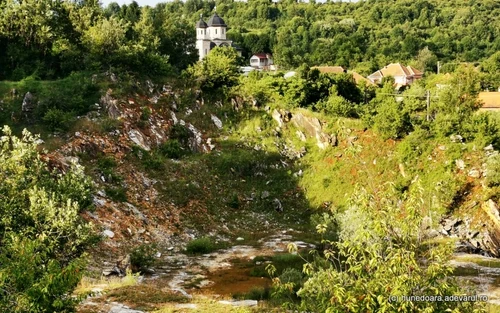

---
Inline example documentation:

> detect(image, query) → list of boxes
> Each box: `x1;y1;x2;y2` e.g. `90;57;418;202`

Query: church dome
196;18;208;28
207;13;227;27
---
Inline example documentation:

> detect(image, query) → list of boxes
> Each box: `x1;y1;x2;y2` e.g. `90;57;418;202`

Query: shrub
130;244;158;272
42;108;73;131
140;106;151;121
279;268;303;293
105;186;127;202
277;187;482;313
486;154;500;187
142;151;165;170
100;117;122;132
0;126;97;312
159;139;184;159
228;193;240;209
185;237;216;254
396;127;433;165
373;98;412;140
236;287;271;300
169;124;191;146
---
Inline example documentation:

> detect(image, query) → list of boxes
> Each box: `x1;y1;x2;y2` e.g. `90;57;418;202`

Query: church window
215;29;218;35
222;29;225;35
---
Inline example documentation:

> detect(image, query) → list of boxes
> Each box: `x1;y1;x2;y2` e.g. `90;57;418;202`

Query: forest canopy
1;0;500;79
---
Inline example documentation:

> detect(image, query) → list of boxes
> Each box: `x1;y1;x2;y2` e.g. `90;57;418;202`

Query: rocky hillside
3;73;500;311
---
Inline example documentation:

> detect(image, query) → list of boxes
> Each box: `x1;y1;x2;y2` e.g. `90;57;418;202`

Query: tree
0;126;97;312
271;187;485;313
189;46;240;92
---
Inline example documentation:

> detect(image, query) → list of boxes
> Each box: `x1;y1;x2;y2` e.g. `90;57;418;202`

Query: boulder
261;191;270;199
272;109;283;127
296;130;306;142
108;303;144;313
100;90;120;119
21;92;36;112
291;113;321;138
128;129;150;151
218;300;258;307
103;230;115;238
468;168;481;178
450;134;463;143
456;159;465;170
273;198;283;212
211;114;223;129
291;113;333;150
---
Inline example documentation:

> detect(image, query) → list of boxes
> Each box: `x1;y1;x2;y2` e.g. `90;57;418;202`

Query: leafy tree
271;187;484;313
0;126;97;312
189;46;240;92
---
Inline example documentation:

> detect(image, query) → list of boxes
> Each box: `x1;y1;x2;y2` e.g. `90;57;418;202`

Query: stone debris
128;129;150;151
211;114;223;129
175;303;197;309
218;300;258;307
108;303;144;313
22;92;35;112
103;230;115;238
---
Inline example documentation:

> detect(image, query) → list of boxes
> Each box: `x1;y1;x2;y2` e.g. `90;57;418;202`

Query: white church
195;12;242;61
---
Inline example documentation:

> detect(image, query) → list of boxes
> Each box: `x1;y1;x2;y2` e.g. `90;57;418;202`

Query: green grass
185;237;217;255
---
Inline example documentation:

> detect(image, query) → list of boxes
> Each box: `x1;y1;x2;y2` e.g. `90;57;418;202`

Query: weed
185;237;216;255
130;243;158;273
159;139;185;159
104;186;127;202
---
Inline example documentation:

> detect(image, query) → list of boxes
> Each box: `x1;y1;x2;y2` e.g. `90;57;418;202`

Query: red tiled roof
252;53;272;59
311;66;346;74
479;92;500;108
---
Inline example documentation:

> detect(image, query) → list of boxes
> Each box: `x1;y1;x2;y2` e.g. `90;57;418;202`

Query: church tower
195;12;239;61
195;16;211;60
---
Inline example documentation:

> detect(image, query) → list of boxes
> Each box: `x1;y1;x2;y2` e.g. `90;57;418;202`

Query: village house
478;91;500;112
368;63;423;87
195;13;241;61
250;53;274;69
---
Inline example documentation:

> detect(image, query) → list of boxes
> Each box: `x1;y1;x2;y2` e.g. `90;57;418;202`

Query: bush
159;139;185;159
140;106;151;121
373;98;412;140
42;108;73;131
486;154;500;187
169;124;191;146
130;244;158;272
105;186;127;202
185;237;216;255
396;127;433;165
279;268;303;293
0;126;97;312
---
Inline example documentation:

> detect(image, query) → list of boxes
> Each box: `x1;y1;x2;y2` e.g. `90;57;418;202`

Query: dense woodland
1;0;500;80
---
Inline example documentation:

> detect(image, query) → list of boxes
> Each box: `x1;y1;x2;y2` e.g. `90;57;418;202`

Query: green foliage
185;237;216;255
140;106;152;121
372;98;412;140
169;124;192;146
42;108;73;131
104;186;127;202
280;187;484;313
486;154;500;188
188;47;240;92
0;126;96;312
130;244;158;273
159;139;185;159
397;127;433;165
